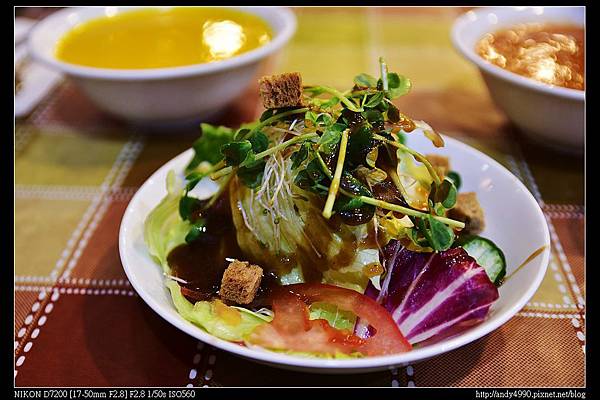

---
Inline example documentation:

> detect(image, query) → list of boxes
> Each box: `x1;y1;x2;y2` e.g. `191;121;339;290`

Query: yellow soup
55;7;272;69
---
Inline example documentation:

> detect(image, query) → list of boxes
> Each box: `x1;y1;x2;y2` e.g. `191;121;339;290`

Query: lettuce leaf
167;281;270;342
230;157;379;293
395;148;433;211
309;302;356;331
168;280;360;354
144;171;190;272
414;120;444;148
321;247;379;293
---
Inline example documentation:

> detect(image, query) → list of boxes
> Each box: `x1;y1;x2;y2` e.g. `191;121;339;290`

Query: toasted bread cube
426;154;450;179
258;72;303;109
220;260;263;305
448;192;485;234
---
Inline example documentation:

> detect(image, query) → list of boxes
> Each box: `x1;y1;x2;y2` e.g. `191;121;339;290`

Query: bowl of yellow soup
28;6;296;125
452;7;584;153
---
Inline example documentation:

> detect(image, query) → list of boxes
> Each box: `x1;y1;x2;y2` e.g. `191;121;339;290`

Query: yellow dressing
213;299;242;326
55;7;272;69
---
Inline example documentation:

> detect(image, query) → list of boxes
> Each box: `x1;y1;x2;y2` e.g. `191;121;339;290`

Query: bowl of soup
28;7;296;125
452;7;584;152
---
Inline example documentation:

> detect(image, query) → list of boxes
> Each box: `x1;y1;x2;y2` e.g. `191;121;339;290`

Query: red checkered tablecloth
15;7;585;387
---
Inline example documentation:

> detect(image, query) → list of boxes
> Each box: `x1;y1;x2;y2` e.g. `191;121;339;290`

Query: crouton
426;154;450;179
448;192;485;234
220;260;263;305
258;72;304;109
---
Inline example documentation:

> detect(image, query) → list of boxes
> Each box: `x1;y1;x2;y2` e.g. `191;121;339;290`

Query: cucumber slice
456;235;506;286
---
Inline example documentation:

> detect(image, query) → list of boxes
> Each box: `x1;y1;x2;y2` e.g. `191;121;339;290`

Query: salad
144;58;506;358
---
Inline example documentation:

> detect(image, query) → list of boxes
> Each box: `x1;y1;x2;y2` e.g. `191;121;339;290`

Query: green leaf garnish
185;218;207;243
386;72;401;89
186;124;235;172
294;159;329;196
291;142;311;170
259;109;274;122
179;196;202;221
346;124;374;165
384;72;411;99
354;73;378;88
249;131;269;153
362;109;384;125
318;123;344;154
334;195;364;211
427;215;455;251
433;202;446;216
415;215;455;251
387;103;400;123
430;178;457;210
237;161;266;189
441;181;457;209
221;141;253;166
364;92;385;108
340;171;372;197
306;110;334;128
184;171;206;192
446;171;462;191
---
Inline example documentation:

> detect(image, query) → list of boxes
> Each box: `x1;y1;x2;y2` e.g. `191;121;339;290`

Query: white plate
119;133;550;374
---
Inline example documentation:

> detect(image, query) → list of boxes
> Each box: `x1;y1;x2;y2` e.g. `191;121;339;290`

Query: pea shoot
182;58;464;250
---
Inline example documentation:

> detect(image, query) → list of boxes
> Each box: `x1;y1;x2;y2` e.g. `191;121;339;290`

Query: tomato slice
248;283;412;356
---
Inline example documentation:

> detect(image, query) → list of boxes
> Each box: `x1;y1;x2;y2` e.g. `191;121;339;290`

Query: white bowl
452;7;585;153
119;133;550;374
28;7;296;125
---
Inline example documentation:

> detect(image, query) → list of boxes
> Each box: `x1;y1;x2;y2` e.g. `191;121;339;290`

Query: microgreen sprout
184;57;461;251
322;129;349;219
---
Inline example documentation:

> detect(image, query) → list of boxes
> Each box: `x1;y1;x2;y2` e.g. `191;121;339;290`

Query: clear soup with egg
476;23;584;90
55;7;272;69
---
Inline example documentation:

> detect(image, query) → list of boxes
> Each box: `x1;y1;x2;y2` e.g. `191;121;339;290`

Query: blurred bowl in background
28;7;296;126
452;7;584;153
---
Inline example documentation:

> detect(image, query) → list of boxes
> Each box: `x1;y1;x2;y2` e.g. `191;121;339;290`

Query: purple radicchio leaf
356;240;499;345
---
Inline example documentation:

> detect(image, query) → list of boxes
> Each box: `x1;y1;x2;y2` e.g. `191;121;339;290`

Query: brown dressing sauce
167;192;279;307
372;179;406;207
263;209;360;283
363;262;384;278
476;23;584;90
169;172;388;305
360;219;380;250
503;245;548;283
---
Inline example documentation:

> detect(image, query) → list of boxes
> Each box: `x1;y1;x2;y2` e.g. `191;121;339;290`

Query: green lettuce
167;280;270;342
230;152;379;294
309;302;356;331
395;148;433;211
168;278;359;342
144;171;190;272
